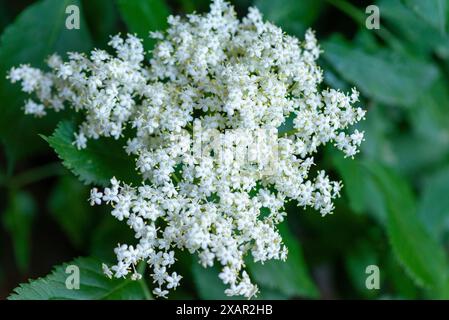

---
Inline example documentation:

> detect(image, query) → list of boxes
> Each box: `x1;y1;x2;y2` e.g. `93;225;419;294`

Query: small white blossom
153;287;169;298
89;188;103;206
24;99;46;117
131;272;142;281
102;263;113;279
166;272;182;289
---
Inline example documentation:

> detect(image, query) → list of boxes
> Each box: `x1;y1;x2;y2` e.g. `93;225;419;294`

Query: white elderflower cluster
8;0;365;298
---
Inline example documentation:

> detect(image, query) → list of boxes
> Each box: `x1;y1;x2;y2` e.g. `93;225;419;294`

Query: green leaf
330;149;387;224
0;0;92;164
277;113;295;136
254;288;289;300
247;222;319;298
48;175;94;248
366;162;449;297
418;167;449;242
408;77;449;145
191;262;288;300
89;214;134;261
44;121;140;186
358;104;394;164
8;257;150;300
192;263;236;300
403;0;447;34
322;37;439;107
378;0;449;58
2;191;36;272
254;0;324;36
389;133;449;176
385;252;419;299
116;0;170;50
353;29;382;53
332;155;366;214
345;241;379;298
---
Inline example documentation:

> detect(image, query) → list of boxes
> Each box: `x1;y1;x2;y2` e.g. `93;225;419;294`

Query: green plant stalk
6;162;64;189
137;261;153;300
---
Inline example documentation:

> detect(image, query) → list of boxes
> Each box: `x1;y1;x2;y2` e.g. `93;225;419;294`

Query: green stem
137;262;152;300
279;128;299;137
172;172;181;183
6;162;64;189
327;0;366;25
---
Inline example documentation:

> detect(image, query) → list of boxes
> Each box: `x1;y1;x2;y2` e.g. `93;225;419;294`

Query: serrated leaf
247;222;319;298
385;252;419;299
2;191;36;272
322;37;438;107
366;162;449;297
8;257;150;300
117;0;170;50
0;0;92;164
44;121;140;186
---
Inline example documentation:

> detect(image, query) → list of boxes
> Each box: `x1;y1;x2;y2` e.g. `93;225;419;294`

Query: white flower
219;266;237;285
153;287;169;298
166;272;182;289
24;99;46;117
162;251;175;266
89;188;103;206
9;0;366;299
152;266;168;286
131;272;142;281
74;131;87;150
102;263;113;279
111;261;129;278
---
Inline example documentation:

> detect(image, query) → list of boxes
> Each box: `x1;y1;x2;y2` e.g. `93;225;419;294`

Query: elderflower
8;0;365;299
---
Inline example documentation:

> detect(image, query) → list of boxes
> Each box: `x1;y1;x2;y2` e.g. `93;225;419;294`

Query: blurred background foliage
1;0;449;299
